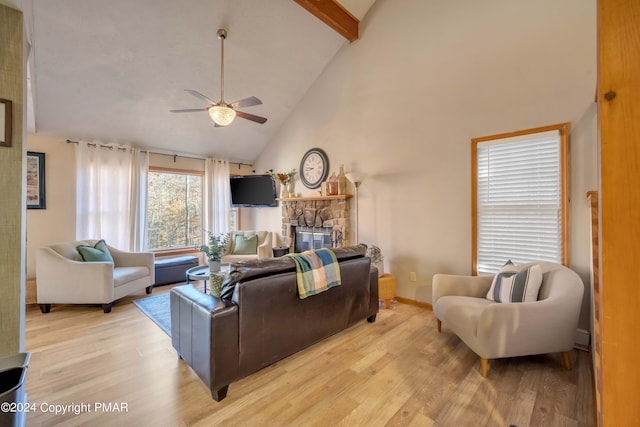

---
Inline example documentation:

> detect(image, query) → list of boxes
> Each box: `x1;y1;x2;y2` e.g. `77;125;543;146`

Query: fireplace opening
281;197;350;253
294;226;333;253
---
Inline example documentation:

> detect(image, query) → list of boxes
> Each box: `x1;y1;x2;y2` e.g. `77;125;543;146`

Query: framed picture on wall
0;98;12;147
27;151;46;209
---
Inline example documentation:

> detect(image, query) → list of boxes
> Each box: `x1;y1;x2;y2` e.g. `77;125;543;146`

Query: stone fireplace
280;196;351;253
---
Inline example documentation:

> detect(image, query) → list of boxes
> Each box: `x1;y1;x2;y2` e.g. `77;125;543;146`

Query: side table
186;264;229;294
186;265;211;293
378;274;396;309
272;246;290;257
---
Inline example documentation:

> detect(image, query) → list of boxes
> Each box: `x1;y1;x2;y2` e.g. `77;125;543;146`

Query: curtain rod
65;139;252;168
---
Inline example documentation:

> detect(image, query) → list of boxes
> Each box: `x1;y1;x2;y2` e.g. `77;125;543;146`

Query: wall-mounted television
230;174;277;207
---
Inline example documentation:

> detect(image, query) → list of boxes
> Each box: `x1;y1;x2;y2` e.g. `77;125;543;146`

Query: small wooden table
378;274;396;309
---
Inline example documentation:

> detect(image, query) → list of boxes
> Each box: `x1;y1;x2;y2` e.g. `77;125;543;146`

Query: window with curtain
147;168;203;250
76;142;148;252
471;123;569;274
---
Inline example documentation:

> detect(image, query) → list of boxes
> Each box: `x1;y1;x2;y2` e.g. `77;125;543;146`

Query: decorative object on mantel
328;172;339;195
269;169;296;199
300;148;330;189
338;165;347;195
287;171;297;197
200;231;231;272
366;245;384;277
345;171;367;244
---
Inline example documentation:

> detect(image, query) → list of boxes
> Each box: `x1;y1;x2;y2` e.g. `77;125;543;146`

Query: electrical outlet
410;272;417;282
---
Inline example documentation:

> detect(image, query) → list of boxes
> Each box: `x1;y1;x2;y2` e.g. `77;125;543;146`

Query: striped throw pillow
486;263;542;303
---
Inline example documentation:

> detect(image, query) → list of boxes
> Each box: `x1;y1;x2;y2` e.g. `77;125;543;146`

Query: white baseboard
574;328;590;351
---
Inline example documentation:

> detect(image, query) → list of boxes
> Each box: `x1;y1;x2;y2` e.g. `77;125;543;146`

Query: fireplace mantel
277;194;352;202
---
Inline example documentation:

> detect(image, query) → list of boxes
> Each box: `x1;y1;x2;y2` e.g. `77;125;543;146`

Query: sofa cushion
114;266;149;287
227;231;269;253
434;295;494;341
220;257;296;300
486;263;543;303
76;239;114;263
231;234;258;255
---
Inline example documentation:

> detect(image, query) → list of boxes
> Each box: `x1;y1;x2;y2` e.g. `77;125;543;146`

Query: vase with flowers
199;231;231;273
269;169;297;199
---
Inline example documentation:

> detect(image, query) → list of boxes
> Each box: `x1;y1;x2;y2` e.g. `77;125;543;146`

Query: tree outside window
147;169;203;250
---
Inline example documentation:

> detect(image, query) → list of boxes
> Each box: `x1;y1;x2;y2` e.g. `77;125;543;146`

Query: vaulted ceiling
22;0;375;162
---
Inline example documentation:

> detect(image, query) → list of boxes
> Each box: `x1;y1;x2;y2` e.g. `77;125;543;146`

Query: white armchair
432;261;584;377
36;240;155;313
221;231;273;263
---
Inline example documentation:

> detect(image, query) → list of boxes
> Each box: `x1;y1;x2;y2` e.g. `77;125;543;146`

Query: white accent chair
432;261;584;377
36;240;155;313
221;230;273;263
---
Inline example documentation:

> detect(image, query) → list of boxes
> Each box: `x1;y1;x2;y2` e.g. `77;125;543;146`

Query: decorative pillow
486;262;542;303
231;234;258;255
76;239;114;263
209;272;225;298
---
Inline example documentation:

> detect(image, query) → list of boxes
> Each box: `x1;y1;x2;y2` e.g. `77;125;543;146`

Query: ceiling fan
170;29;267;127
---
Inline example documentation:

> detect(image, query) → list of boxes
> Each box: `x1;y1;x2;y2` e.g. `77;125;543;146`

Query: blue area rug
133;293;170;336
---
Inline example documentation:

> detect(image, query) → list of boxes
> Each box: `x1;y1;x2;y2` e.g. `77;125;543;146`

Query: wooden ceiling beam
293;0;360;43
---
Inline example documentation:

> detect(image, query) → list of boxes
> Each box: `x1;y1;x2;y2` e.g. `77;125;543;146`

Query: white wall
26;135;76;278
252;0;597;329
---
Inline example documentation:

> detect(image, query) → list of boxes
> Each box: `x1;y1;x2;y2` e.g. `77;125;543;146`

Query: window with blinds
471;124;569;274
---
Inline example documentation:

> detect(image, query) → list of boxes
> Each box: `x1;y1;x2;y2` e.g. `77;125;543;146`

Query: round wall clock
300;148;329;189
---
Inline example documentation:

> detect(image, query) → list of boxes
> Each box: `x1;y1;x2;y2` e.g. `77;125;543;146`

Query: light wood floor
24;283;594;427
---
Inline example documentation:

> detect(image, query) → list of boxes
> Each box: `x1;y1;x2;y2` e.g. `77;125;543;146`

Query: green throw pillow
76;239;114;263
231;234;258;255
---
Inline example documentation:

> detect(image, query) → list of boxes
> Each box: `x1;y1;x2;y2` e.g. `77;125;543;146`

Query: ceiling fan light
209;105;236;126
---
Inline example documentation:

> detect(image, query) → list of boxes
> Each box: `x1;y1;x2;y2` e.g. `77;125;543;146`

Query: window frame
147;166;205;254
471;123;570;275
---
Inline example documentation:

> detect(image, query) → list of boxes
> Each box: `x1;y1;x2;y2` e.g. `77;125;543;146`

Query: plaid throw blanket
285;248;342;299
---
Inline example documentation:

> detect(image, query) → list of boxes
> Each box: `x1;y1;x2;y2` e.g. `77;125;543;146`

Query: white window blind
476;129;562;274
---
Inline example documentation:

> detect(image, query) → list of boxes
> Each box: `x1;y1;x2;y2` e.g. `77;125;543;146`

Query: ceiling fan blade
184;89;217;105
170;108;209;113
230;96;262;109
235;110;267;124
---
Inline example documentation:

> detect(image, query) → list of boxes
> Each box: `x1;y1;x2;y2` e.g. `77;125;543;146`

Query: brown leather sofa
170;245;379;401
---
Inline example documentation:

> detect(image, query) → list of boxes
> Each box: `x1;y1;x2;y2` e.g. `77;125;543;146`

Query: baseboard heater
574;328;590;351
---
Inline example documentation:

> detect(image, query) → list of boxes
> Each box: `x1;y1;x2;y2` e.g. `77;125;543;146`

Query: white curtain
128;148;149;251
76;142;149;251
204;158;231;235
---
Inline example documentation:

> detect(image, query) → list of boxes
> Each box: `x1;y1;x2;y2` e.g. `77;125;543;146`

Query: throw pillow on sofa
231;234;258;255
486;261;542;303
76;239;114;263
